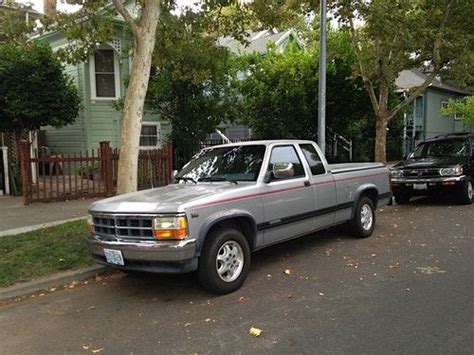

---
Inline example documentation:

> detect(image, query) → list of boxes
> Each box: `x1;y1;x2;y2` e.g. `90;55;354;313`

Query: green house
37;9;170;154
396;69;473;154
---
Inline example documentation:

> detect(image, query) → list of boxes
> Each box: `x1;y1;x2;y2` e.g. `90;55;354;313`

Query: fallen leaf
249;327;262;337
205;318;211;322
284;269;291;275
318;292;325;296
82;345;89;350
91;348;103;354
416;266;447;274
184;323;192;327
89;306;96;310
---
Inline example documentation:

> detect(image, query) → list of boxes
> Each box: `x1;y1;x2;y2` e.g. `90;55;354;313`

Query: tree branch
387;0;455;121
348;15;379;115
388;70;438;121
112;0;139;38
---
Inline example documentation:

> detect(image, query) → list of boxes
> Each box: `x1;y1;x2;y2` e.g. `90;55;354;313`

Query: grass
0;220;94;288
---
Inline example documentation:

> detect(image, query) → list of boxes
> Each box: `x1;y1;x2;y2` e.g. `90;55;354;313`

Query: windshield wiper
198;176;238;185
174;177;197;184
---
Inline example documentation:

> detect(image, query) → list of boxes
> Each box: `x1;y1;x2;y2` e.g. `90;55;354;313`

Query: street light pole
318;0;327;152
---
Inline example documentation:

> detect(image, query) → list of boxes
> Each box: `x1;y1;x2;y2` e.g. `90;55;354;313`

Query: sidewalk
0;196;95;235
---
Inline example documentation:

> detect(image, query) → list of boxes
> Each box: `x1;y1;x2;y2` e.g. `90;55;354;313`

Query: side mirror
172;170;178;179
273;162;294;179
263;171;273;183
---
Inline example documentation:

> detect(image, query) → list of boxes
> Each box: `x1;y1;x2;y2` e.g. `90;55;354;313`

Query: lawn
0;220;94;288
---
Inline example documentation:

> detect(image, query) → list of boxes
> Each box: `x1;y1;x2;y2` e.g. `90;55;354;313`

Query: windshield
177;145;266;182
410;139;469;159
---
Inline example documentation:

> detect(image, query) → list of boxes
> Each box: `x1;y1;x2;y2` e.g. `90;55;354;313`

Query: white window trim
89;45;121;101
139;122;162;150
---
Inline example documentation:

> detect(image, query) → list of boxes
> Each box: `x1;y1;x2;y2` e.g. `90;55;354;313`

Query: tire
197;227;251;294
457;177;473;205
394;193;411;205
349;196;376;238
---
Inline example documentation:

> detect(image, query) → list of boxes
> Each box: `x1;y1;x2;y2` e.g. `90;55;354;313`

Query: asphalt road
1;198;473;354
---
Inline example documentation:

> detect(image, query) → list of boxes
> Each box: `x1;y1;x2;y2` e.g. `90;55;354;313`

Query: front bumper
390;175;466;194
86;235;198;273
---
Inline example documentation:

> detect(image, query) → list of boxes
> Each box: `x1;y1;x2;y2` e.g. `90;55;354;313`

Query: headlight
153;215;188;240
390;169;403;178
439;166;463;176
86;213;94;234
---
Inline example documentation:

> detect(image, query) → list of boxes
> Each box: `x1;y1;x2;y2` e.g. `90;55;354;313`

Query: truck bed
328;162;385;174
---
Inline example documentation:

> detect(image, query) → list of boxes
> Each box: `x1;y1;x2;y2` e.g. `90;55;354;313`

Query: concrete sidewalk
0;196;95;235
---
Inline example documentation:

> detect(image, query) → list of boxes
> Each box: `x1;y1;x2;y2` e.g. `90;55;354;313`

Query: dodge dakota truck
86;140;391;294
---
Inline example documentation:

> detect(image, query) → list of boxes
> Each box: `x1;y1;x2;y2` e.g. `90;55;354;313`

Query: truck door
298;143;337;230
260;144;316;245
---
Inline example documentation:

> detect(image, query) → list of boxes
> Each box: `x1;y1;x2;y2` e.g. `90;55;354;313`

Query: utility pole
318;0;327;152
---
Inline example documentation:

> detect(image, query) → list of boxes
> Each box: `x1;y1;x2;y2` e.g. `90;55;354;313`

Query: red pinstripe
186;171;387;210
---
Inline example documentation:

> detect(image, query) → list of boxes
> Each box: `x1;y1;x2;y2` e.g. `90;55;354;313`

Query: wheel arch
351;184;379;218
197;210;258;255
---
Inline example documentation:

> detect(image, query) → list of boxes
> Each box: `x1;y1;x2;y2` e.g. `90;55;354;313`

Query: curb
0;217;86;238
0;265;110;301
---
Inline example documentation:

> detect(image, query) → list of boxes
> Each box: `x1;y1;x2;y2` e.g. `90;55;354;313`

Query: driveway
0;200;472;354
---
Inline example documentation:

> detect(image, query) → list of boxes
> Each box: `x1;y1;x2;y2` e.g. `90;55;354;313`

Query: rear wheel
457;178;473;205
394;193;411;205
349;196;376;238
197;227;251;294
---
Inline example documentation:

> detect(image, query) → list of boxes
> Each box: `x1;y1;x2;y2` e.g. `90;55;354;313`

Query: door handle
304;181;311;187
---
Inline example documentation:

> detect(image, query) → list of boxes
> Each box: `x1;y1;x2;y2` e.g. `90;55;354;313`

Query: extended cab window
299;144;325;175
268;145;305;179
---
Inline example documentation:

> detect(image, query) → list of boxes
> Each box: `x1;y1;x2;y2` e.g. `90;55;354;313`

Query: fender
196;209;258;254
351;183;379;218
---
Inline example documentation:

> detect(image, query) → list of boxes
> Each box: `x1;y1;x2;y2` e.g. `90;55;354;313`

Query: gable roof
395;69;469;95
218;29;302;55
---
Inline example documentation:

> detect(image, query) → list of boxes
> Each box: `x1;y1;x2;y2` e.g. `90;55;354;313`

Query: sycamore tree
0;1;37;43
332;0;474;162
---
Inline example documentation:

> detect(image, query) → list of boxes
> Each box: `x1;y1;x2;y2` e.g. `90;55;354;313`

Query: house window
140;123;161;148
90;47;120;99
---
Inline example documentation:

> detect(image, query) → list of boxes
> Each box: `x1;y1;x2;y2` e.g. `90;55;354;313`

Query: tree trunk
116;2;160;194
44;0;57;17
374;117;388;163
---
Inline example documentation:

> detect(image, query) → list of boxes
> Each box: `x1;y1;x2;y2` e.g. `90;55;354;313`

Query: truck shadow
113;226;354;300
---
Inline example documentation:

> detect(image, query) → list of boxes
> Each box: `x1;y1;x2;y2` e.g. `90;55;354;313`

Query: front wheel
349;196;376;238
197;228;251;294
457;178;473;205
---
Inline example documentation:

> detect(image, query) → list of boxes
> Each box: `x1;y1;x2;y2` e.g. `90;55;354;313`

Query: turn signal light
153;215;188;240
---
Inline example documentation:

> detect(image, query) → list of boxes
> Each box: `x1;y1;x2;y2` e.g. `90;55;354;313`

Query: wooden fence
19;140;173;205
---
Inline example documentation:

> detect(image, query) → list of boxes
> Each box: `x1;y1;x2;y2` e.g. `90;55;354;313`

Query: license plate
104;248;125;266
413;183;427;190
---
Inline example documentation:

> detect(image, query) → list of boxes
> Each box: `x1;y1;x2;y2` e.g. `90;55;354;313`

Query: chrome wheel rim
216;240;244;282
468;181;473;200
360;204;373;231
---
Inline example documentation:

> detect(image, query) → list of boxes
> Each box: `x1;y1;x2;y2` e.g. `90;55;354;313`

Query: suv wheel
457;178;473;205
197;227;251;294
349;196;376;238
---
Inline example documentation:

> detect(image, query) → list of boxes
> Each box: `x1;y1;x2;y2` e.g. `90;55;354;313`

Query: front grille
402;168;441;178
92;214;154;239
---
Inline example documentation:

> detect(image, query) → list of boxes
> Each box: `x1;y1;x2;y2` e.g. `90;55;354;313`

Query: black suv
390;133;473;204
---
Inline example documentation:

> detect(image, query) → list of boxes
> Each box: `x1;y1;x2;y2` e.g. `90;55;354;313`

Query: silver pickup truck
86;140;391;294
